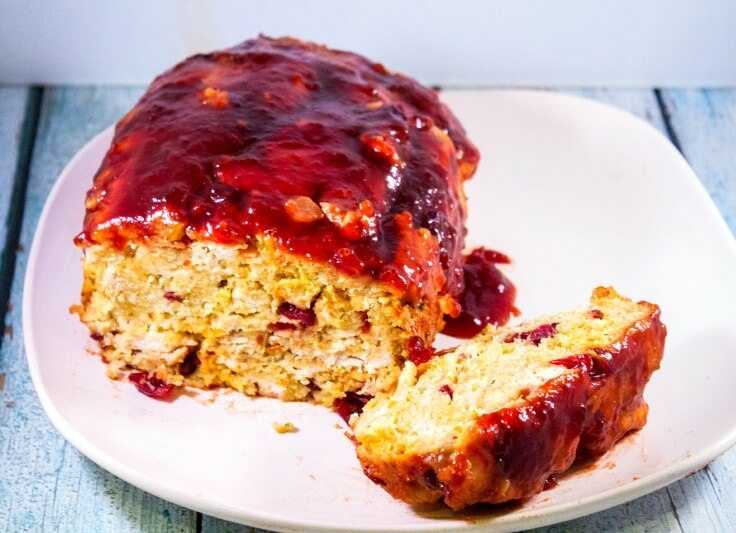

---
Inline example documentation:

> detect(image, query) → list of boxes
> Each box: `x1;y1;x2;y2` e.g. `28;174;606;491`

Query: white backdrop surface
1;0;735;86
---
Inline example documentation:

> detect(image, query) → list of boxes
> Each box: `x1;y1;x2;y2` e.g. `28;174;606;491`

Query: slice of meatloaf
352;287;666;509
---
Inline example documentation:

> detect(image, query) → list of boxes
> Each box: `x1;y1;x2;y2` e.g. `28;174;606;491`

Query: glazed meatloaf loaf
73;36;480;404
353;288;666;509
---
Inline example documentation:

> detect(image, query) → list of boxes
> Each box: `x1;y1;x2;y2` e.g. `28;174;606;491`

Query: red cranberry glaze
442;248;518;338
475;373;589;493
505;322;558;346
77;36;479;302
407;335;435;365
359;311;371;333
333;391;372;423
129;372;176;400
179;350;201;376
277;301;316;327
439;384;454;399
164;291;184;302
551;353;610;380
270;322;298;331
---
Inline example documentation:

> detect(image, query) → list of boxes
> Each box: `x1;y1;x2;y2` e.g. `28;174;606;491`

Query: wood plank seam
663;89;736;235
44;440;68;531
654;88;683;153
702;466;725;507
666;489;685;532
0;87;42;356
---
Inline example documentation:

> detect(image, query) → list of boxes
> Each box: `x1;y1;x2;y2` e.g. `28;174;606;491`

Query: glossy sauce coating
78;36;479;302
442;248;518;338
474;372;589;496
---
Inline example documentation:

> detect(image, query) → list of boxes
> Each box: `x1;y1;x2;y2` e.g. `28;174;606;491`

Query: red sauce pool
442;248;519;338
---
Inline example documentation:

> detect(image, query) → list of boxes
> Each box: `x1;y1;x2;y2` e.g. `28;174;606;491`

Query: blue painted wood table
0;87;734;533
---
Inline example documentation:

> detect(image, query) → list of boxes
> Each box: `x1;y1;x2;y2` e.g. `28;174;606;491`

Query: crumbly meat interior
75;235;442;405
353;289;652;457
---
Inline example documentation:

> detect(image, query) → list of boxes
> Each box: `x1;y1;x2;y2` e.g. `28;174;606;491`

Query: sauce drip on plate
442;248;519;338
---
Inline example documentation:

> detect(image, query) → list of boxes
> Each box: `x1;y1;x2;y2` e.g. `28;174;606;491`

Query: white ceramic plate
25;90;736;532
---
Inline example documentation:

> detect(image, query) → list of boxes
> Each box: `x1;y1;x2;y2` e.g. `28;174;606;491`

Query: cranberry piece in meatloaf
352;287;666;509
73;36;479;405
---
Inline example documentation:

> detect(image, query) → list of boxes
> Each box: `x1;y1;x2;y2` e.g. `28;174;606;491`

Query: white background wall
2;0;734;86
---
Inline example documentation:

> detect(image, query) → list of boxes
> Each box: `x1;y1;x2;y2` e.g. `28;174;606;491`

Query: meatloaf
73;36;479;404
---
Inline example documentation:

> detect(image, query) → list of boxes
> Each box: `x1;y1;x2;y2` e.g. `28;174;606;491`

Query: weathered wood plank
0;87;39;327
201;516;260;533
569;88;667;132
0;87;196;533
533;488;682;533
655;88;736;532
0;87;32;258
659;89;736;233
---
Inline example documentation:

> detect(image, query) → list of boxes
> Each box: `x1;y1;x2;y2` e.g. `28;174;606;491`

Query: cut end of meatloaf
352;287;666;509
76;235;442;405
